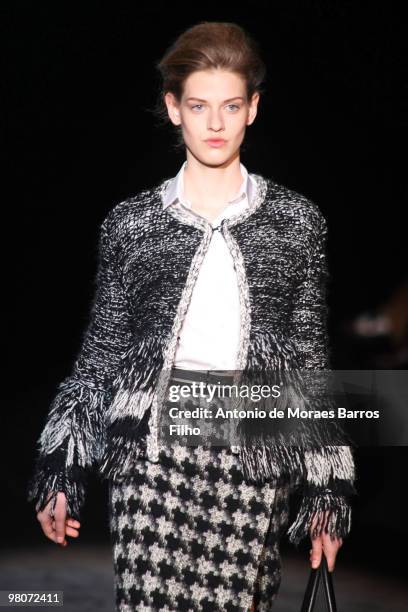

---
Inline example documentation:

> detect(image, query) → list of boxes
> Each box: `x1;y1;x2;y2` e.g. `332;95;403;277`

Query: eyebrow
186;97;245;103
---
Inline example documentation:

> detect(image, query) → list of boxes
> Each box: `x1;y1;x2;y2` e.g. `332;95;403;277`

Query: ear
164;92;181;126
247;91;260;126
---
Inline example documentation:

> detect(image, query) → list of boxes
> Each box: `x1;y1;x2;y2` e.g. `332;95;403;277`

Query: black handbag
300;555;337;612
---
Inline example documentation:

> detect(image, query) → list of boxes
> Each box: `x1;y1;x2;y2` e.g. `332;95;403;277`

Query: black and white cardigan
27;172;357;547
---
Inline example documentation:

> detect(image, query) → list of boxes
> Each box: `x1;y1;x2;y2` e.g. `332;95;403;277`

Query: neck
183;152;244;209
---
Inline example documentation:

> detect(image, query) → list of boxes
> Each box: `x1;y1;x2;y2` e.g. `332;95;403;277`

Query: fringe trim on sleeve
27;376;109;521
286;491;352;548
26;457;87;522
238;441;306;484
37;376;109;466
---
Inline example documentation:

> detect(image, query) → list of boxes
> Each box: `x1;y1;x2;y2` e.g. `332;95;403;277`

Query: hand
309;511;343;572
36;491;81;546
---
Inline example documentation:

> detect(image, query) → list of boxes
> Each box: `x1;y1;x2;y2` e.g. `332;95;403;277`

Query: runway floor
1;544;407;611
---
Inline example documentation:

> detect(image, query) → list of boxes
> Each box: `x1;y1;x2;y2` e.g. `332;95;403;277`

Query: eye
190;104;241;112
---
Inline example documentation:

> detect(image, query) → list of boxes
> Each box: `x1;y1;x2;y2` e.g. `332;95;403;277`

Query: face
164;68;259;165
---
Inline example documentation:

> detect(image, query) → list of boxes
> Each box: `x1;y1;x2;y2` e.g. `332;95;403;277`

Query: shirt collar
162;160;256;210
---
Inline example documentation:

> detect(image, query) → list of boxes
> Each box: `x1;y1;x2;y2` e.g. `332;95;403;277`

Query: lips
205;139;226;147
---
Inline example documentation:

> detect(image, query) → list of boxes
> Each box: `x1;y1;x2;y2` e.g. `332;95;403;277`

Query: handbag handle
300;564;321;612
321;555;337;612
300;555;338;612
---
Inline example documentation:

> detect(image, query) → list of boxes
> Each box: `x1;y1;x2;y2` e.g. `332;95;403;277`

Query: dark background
4;0;407;590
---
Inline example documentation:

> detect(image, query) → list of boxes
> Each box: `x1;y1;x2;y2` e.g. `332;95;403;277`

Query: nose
207;110;224;132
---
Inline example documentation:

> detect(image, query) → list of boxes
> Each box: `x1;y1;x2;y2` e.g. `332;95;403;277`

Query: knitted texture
27;173;357;545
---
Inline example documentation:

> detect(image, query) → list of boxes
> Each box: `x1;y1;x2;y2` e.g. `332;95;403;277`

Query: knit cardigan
27;172;357;547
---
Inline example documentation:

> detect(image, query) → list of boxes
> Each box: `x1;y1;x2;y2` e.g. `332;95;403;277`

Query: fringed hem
27;376;109;521
239;442;305;485
238;440;356;490
37;376;108;466
286;492;352;548
26;458;87;522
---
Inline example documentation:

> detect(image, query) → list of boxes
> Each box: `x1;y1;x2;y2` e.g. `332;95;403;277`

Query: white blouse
161;160;258;371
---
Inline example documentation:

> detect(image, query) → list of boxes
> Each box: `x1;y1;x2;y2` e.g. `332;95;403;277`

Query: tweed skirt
107;441;291;612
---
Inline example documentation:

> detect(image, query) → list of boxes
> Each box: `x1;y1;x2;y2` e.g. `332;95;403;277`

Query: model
27;21;357;612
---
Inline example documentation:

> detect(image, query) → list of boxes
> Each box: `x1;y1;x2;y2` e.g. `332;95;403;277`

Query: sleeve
26;212;134;521
285;209;358;547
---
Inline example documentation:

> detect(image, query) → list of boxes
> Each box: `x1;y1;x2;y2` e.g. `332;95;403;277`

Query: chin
200;150;237;166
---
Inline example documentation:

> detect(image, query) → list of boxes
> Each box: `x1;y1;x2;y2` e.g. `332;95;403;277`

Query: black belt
170;367;235;386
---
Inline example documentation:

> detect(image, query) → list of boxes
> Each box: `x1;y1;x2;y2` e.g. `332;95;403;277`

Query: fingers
51;520;81;538
309;511;324;569
53;493;67;544
37;491;81;546
322;534;343;572
66;518;81;531
37;492;59;544
309;511;344;572
310;536;322;569
38;514;81;545
38;511;58;543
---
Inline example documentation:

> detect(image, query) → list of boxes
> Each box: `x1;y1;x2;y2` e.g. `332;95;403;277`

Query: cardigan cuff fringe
35;376;108;466
286;491;352;548
26;457;87;522
27;376;109;521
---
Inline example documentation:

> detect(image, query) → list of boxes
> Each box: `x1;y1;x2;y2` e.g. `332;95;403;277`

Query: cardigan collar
161;159;257;211
159;170;269;234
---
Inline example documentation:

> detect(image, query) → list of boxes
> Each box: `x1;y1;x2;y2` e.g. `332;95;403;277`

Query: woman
27;21;356;611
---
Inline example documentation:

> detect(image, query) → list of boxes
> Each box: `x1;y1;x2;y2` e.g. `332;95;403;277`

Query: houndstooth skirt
107;440;291;611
